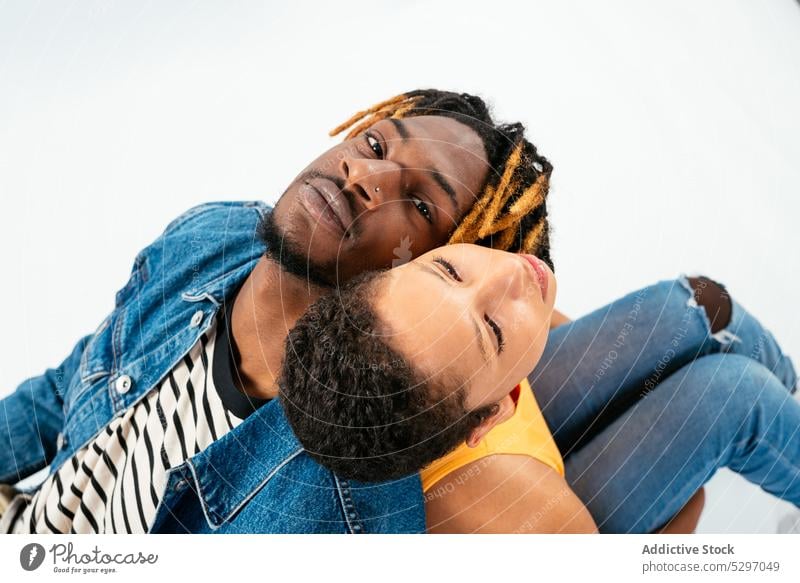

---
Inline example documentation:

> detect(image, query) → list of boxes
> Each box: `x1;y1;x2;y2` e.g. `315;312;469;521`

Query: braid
331;89;555;268
329;94;422;140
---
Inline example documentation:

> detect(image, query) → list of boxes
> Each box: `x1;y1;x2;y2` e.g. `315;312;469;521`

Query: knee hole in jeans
687;276;732;334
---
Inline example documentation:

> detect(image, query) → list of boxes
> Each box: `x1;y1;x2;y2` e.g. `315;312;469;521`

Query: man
0;89;558;533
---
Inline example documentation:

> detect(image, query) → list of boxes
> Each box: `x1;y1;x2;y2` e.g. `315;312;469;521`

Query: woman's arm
425;454;598;533
424;452;704;534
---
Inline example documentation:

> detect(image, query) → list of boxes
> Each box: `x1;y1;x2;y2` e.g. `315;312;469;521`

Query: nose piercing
375;187;380;193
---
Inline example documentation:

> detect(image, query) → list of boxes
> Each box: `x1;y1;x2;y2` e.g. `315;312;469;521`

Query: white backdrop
1;0;799;532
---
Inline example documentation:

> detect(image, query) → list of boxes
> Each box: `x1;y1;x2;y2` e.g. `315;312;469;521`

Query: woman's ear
465;392;517;448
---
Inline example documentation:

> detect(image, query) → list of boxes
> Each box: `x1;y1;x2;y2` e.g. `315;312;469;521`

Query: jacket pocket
66;311;117;418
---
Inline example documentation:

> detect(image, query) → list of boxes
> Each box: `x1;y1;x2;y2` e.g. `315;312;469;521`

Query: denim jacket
0;201;425;533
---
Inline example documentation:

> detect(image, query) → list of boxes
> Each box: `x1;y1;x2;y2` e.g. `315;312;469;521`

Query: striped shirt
0;288;268;534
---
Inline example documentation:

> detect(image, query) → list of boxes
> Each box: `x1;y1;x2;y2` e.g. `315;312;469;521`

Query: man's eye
366;133;383;158
410;195;433;223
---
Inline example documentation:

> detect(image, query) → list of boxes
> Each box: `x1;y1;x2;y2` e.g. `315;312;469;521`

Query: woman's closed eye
433;256;461;281
432;256;505;354
484;314;505;354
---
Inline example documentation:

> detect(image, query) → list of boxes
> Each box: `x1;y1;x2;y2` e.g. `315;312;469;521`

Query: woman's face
373;243;556;410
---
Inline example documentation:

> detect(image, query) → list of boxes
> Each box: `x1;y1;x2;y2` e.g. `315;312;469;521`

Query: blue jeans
530;276;799;533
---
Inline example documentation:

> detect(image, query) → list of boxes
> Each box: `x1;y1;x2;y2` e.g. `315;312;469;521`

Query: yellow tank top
419;378;564;492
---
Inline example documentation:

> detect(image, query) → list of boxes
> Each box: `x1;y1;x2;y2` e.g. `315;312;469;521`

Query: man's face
267;115;490;284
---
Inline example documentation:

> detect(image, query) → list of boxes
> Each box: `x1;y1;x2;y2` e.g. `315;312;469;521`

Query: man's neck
229;255;325;400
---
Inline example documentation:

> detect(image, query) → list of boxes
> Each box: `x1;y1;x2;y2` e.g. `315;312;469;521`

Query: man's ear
465;392;517;448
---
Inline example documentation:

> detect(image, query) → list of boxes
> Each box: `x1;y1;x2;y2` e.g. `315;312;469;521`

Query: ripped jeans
529;276;799;533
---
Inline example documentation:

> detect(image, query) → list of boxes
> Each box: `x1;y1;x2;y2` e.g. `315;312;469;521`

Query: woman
280;243;799;533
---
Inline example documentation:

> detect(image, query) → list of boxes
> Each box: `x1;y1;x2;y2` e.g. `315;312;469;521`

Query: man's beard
256;208;335;288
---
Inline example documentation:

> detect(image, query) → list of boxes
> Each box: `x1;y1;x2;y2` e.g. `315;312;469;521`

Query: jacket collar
186;397;426;533
187;398;305;528
181;255;262;307
181;201;268;306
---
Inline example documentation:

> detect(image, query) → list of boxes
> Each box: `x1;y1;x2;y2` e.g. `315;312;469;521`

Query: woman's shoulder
419;378;564;493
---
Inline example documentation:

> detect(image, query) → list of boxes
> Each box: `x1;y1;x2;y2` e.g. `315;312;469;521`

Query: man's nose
340;156;403;210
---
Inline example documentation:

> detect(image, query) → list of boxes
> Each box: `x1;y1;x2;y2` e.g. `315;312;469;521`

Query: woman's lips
520;254;549;301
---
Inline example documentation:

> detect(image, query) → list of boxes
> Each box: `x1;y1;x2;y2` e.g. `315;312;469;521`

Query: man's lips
520;254;549;301
297;177;354;237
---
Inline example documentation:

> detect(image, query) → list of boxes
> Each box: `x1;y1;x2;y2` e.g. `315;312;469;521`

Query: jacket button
56;433;65;449
189;310;204;328
115;375;133;394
